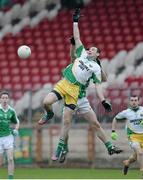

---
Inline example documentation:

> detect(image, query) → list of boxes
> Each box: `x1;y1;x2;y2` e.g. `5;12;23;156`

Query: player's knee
43;93;56;106
7;156;14;164
92;121;101;130
43;97;51;106
63;119;71;127
43;99;50;108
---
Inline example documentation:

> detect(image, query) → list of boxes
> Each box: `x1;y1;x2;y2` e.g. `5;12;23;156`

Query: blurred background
0;0;143;168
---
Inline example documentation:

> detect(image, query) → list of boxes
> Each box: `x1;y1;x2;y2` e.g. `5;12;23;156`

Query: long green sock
43;111;54;121
56;138;65;157
64;143;69;152
105;141;113;150
8;175;13;179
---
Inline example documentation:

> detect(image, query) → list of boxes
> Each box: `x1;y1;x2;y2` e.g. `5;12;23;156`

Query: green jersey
0;105;19;137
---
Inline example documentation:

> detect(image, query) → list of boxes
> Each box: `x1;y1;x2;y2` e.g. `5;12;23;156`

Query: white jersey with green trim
115;106;143;134
72;45;101;85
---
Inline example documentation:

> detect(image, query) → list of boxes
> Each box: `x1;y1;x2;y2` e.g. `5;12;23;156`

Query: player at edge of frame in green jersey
0;91;19;179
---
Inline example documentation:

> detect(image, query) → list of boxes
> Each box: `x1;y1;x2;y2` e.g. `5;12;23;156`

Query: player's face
87;47;99;58
0;94;9;106
129;97;139;108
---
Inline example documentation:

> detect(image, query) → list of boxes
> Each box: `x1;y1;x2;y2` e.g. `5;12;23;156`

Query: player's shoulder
8;105;16;112
120;108;130;114
126;108;133;112
139;106;143;110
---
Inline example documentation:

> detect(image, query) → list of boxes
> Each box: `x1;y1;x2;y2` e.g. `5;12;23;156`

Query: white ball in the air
17;45;31;59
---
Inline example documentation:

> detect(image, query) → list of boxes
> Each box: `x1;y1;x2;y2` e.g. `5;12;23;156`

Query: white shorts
0;135;14;153
76;97;92;114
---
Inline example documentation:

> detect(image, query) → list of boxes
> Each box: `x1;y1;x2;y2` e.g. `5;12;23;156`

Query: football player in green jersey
52;37;122;163
0;91;19;179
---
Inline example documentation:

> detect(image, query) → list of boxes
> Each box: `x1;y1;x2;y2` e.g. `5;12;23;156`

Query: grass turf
0;168;141;179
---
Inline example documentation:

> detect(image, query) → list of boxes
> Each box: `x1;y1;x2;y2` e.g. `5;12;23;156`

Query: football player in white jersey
51;37;122;163
38;8;103;127
38;8;122;162
111;95;143;177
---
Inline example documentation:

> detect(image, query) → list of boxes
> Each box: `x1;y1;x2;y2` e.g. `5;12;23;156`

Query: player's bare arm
111;118;119;140
101;69;107;82
95;83;112;112
73;8;82;49
95;83;105;102
112;117;117;131
15;119;20;130
70;37;76;63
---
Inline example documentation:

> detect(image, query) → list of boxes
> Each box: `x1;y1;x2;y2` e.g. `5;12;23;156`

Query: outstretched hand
102;100;112;112
111;131;118;140
73;8;80;22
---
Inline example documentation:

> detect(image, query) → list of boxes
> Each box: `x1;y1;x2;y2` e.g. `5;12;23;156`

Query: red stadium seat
0;0;143;100
3;83;12;89
23;83;32;90
21;75;30;83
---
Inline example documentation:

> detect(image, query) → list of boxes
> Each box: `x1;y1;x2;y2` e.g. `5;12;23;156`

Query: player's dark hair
97;47;101;54
0;91;9;97
96;47;101;66
130;94;140;100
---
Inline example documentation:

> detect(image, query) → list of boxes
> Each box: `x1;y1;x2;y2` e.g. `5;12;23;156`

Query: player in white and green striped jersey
0;91;19;179
52;36;122;163
111;95;143;177
38;8;103;126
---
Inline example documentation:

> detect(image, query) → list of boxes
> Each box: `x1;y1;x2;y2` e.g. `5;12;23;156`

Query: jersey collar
129;106;140;112
0;104;10;112
87;56;96;61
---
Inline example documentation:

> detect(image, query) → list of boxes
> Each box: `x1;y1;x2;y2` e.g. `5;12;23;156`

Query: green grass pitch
0;168;141;179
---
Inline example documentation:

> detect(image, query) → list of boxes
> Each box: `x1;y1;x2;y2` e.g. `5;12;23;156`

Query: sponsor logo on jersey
79;60;90;71
130;118;143;125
